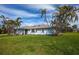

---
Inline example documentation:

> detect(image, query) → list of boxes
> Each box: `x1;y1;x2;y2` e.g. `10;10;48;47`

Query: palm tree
0;15;6;24
5;20;15;35
52;5;79;34
15;17;22;29
14;17;22;34
0;15;7;33
59;5;78;27
51;12;63;35
40;9;48;24
0;15;22;35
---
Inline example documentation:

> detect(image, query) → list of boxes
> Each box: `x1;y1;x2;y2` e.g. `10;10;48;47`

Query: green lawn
0;32;79;55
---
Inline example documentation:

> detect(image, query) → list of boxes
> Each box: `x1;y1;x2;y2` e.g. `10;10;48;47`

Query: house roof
24;24;52;29
15;24;52;30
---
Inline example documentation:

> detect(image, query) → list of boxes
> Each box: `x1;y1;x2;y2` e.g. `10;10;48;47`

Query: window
32;29;35;32
42;29;44;33
36;29;37;32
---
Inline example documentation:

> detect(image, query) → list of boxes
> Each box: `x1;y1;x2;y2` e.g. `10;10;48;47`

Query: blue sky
0;4;79;27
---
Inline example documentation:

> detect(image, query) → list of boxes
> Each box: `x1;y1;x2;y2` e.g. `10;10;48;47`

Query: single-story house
15;24;56;35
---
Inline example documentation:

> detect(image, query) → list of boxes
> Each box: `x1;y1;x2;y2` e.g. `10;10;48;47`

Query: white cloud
26;4;55;11
0;5;55;19
0;5;38;18
25;4;56;19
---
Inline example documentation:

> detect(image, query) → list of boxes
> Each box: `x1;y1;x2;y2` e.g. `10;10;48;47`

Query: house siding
15;29;25;35
27;28;55;35
15;28;56;35
15;24;56;35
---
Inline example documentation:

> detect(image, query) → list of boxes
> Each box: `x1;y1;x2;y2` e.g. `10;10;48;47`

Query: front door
25;29;28;34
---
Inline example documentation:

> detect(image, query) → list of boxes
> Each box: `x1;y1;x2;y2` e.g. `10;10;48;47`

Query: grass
0;32;79;55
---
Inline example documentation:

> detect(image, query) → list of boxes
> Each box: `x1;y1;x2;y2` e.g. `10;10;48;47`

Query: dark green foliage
52;5;79;33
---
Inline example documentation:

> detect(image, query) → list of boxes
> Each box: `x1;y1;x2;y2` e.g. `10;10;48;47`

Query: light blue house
15;24;56;35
